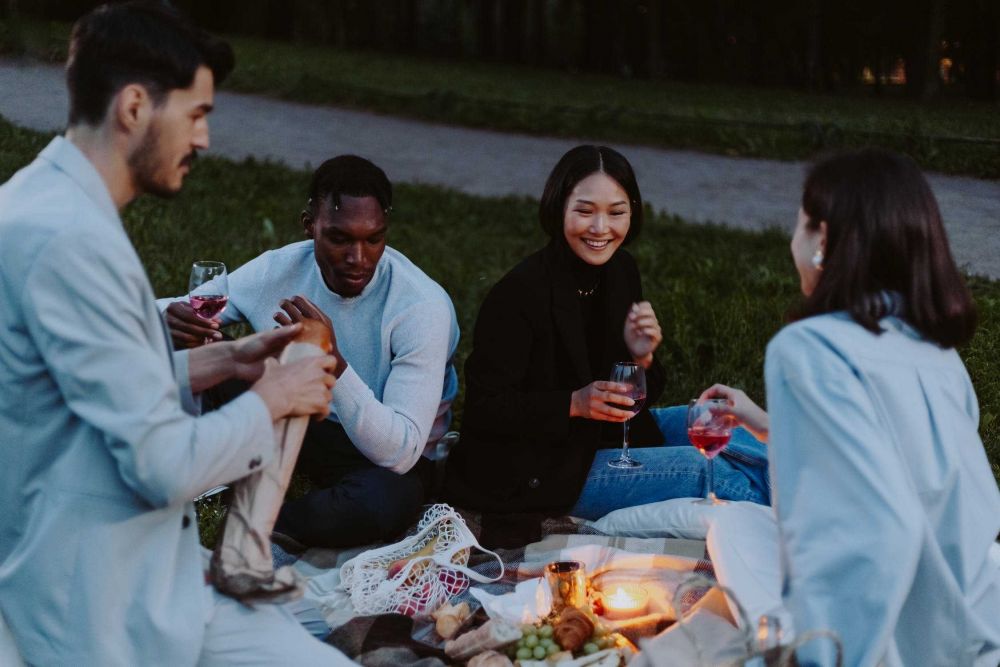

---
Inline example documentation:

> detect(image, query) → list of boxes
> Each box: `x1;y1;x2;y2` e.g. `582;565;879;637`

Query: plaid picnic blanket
292;512;715;665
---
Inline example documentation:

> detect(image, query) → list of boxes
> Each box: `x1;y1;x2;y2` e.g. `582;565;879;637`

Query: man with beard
0;3;352;664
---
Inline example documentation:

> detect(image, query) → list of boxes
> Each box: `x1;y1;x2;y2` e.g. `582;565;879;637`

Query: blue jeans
568;406;770;520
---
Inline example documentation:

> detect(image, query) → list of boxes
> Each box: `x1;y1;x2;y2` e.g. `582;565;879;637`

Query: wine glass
687;398;733;505
188;261;229;343
607;362;647;469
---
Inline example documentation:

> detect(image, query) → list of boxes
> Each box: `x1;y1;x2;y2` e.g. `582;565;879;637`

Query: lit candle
602;584;649;620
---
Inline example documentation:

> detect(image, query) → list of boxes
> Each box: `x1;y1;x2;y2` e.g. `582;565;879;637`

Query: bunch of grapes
506;620;620;661
508;623;562;661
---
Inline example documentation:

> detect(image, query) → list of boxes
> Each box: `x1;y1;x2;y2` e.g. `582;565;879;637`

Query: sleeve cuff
330;363;365;409
172;349;202;416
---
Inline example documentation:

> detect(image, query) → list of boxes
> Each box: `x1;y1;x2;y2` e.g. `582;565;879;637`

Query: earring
811;249;824;271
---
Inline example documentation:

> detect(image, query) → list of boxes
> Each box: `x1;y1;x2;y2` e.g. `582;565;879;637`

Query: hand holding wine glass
697;383;770;443
687;398;734;504
188;260;229;344
607;362;646;469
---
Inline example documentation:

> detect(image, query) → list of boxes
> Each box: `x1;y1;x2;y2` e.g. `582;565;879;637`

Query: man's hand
252;355;337;422
165;301;222;349
623;301;662;368
230;324;304;383
570;381;634;422
273;295;346;377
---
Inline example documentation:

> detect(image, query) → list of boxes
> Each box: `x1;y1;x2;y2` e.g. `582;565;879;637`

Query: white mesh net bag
340;504;503;617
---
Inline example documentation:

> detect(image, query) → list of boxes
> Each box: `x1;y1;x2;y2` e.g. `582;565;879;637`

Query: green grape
516;638;527;649
546;643;562;656
516;647;533;660
539;624;554;638
521;624;538;636
582;642;599;655
524;633;539;648
539;638;554;649
598;635;616;649
592;623;610;637
533;645;547;659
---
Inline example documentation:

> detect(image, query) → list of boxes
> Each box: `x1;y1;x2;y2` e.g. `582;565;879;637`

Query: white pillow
588;497;716;539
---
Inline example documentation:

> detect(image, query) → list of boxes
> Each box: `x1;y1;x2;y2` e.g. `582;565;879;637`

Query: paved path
2;60;997;278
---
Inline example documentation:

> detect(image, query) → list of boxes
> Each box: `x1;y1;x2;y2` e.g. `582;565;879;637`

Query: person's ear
113;83;153;136
818;220;828;254
301;207;314;239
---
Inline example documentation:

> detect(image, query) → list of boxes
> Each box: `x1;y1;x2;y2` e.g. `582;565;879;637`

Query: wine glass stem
621;419;631;461
706;457;716;502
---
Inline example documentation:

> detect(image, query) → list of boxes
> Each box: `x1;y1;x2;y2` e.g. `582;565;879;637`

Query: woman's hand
570;381;635;422
624;301;662;368
274;295;346;377
698;383;770;443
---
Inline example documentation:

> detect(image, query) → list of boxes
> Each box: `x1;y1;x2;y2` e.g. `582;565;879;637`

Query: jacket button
182;515;191;529
249;456;262;470
527;477;541;489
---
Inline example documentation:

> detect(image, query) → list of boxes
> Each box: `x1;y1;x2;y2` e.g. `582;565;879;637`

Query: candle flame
606;586;641;609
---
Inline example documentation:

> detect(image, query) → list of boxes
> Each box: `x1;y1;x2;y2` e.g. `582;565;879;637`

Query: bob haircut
66;1;234;127
795;148;977;348
538;145;644;245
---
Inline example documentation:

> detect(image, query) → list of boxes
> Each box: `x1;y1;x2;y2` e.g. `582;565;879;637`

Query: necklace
577;280;599;297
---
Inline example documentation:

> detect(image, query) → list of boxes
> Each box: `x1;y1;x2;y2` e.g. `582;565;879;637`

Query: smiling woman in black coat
445;146;769;539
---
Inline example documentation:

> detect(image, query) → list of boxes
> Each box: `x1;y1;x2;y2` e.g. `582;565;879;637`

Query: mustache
180;151;198;168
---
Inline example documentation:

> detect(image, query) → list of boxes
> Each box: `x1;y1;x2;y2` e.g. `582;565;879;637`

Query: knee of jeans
649;405;689;443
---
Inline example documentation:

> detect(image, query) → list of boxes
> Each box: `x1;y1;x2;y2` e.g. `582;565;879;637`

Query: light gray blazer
0;137;276;665
766;312;1000;666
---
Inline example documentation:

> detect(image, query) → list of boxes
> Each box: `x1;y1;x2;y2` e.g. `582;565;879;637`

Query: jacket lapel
601;254;632;371
548;250;592;387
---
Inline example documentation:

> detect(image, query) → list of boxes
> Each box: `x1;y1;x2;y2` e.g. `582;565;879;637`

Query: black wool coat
445;242;666;514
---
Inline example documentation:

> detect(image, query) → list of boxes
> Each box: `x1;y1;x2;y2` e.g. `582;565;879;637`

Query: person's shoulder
234;239;313;275
766;313;858;377
2;164;121;270
383;247;453;308
497;246;550;292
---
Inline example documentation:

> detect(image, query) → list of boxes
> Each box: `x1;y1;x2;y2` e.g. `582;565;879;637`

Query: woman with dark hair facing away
701;149;1000;666
445;145;769;541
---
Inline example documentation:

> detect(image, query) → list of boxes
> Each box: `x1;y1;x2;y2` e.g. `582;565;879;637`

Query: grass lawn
1;116;998;545
4;18;999;179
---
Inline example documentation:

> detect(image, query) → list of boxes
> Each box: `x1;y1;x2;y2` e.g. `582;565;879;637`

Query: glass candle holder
545;560;587;612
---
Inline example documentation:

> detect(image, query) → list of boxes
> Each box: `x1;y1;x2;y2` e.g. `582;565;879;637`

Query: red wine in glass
190;294;229;320
687;426;730;458
687;398;733;505
607;362;646;469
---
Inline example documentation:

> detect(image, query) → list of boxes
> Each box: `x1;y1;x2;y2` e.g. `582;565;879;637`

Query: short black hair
538;145;644;244
307;155;393;216
795;148;977;348
66;1;234;126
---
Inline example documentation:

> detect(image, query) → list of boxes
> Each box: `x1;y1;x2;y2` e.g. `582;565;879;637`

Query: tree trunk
805;0;822;90
475;0;497;60
499;0;526;63
645;0;665;77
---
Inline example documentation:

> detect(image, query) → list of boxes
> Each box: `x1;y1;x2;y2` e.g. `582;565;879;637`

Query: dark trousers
274;418;433;549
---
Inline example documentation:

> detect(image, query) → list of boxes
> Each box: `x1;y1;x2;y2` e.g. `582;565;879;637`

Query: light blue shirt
765;312;1000;667
0;137;277;664
159;241;460;473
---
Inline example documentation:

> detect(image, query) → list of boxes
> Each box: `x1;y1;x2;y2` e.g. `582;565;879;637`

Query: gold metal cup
545;560;588;612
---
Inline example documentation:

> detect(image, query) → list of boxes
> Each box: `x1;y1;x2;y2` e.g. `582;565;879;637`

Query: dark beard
128;122;189;199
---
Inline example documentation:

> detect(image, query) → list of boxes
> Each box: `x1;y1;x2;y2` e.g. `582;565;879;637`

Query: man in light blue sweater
163;156;459;548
